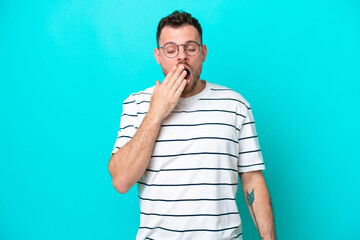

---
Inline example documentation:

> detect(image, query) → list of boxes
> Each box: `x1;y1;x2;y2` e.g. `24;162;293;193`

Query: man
108;10;276;240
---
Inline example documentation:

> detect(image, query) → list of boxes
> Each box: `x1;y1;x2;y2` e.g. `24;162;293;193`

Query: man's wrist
144;109;163;126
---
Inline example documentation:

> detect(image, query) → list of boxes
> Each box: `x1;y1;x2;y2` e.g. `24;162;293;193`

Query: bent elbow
112;178;131;194
108;157;135;194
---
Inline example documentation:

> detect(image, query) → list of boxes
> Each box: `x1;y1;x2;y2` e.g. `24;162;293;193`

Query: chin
183;77;197;94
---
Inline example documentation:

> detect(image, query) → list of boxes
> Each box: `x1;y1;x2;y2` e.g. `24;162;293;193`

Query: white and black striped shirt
112;81;265;240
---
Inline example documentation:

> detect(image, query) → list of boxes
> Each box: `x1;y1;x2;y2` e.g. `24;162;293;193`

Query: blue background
1;0;359;239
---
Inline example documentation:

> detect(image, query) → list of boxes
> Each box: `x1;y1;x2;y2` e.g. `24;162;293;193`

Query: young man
108;10;276;240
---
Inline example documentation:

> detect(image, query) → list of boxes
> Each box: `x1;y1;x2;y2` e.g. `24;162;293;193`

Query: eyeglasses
158;41;203;58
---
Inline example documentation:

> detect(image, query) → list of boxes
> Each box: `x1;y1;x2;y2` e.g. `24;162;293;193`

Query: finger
151;80;160;100
162;65;177;85
174;79;187;98
167;65;185;88
170;69;187;93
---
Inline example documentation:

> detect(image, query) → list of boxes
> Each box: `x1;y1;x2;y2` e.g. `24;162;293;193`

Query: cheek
193;55;204;67
192;60;203;73
159;60;171;73
160;57;175;69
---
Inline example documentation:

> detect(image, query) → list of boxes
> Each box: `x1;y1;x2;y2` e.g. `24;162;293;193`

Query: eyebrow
163;40;198;45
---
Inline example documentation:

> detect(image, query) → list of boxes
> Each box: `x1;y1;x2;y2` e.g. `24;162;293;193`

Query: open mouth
184;68;190;81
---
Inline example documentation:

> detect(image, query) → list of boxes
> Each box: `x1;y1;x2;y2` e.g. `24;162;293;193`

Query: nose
177;45;188;61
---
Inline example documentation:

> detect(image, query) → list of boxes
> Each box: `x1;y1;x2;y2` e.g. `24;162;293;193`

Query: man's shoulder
207;82;251;109
123;85;155;103
129;85;155;98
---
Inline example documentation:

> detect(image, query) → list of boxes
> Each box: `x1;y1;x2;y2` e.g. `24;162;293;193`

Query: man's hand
149;65;187;121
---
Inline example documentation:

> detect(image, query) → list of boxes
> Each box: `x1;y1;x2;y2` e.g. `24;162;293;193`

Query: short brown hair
156;10;203;47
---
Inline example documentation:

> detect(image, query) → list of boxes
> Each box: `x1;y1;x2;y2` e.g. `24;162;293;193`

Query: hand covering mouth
177;63;191;81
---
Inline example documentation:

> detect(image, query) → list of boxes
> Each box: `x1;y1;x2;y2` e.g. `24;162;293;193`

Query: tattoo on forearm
246;188;264;240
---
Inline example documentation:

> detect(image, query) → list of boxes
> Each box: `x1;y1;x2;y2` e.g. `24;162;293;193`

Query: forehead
159;25;201;45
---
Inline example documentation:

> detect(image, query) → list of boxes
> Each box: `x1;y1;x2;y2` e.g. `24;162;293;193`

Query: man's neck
181;79;206;98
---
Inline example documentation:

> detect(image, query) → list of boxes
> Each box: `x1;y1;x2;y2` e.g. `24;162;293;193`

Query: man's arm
108;65;187;194
240;170;276;240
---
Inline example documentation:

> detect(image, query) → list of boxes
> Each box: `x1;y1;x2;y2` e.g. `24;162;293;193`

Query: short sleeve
112;95;139;154
237;105;265;173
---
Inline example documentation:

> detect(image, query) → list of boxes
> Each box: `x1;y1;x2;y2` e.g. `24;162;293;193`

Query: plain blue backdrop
1;0;359;239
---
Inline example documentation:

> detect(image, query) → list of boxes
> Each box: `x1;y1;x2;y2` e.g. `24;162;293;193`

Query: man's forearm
108;65;188;194
240;171;276;240
108;111;162;194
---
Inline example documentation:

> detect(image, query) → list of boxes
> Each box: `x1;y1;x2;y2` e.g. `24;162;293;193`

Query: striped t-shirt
112;81;265;240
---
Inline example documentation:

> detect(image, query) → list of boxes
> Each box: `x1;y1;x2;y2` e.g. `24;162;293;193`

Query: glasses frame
158;41;203;58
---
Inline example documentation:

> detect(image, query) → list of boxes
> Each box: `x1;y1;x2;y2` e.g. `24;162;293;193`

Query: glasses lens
164;44;178;58
185;42;199;56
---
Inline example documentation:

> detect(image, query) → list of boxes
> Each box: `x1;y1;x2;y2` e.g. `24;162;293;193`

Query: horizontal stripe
121;113;137;117
199;98;250;109
131;91;152;96
120;125;138;130
239;149;261;154
238;135;257;141
137;182;238;187
139;196;236;202
123;100;150;105
151;152;238;159
146;167;238;173
117;135;132;139
172;109;245;118
136;100;150;105
156;136;238;144
210;88;236;92
243;121;255;126
239;163;264;168
140;211;239;217
161;122;240;131
127;110;245;117
139;225;239;233
123;100;135;105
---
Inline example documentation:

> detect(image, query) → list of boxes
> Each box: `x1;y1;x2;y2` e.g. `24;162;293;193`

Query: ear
154;48;160;65
201;44;208;62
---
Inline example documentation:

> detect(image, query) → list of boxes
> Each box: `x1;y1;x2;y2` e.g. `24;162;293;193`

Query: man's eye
186;44;197;51
165;46;176;52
